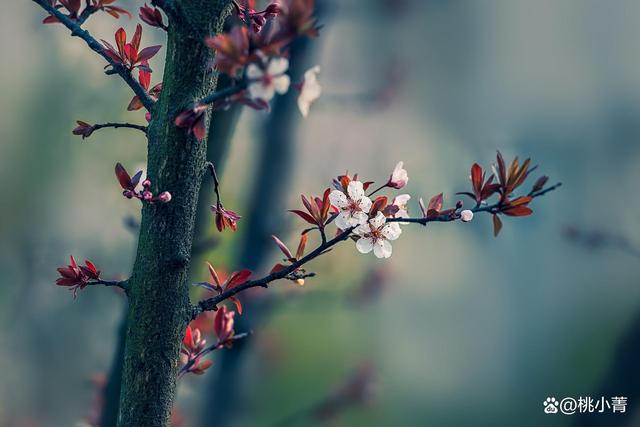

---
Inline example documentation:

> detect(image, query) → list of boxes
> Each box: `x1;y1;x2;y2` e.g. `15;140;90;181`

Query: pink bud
142;191;153;201
158;191;172;203
387;161;409;189
142;179;151;188
460;210;474;222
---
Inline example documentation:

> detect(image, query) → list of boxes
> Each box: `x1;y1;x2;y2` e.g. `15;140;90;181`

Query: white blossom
329;180;372;230
460;209;474;222
298;65;322;117
354;212;402;258
247;57;291;101
391;194;411;220
387;161;409;189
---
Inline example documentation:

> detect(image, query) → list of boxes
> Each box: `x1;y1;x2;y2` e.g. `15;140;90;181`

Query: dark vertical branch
200;22;324;427
99;308;127;427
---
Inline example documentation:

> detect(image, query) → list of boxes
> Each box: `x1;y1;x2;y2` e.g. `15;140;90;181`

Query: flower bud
142;191;153;201
123;190;134;199
264;3;280;17
142;179;151;188
387;161;409;189
157;191;172;203
456;200;463;209
460;210;474;222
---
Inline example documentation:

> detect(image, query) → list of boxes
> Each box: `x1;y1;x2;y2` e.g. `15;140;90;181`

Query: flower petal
267;57;289;75
369;211;386;229
350;210;369;226
347;180;365;201
356;237;374;254
381;222;402;240
358;196;372;213
329;190;349;208
273;74;291;94
373;239;392;258
334;211;351;230
246;63;263;80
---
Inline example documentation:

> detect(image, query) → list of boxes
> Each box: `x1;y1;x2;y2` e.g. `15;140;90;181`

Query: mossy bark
118;2;231;426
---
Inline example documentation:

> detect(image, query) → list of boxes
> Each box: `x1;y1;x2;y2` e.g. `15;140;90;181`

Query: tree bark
118;2;231;426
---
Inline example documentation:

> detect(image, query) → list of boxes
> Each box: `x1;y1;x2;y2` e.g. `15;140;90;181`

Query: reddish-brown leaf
492;214;503;237
229;296;243;315
115;162;133;190
226;269;252;289
271;235;293;259
289;209;317;225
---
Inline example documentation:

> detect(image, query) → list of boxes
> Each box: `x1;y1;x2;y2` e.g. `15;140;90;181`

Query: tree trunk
118;2;231;426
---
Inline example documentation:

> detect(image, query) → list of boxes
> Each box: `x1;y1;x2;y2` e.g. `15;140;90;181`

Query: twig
32;0;155;111
178;332;251;378
192;182;562;318
91;122;148;135
199;82;247;106
205;162;222;205
89;279;128;291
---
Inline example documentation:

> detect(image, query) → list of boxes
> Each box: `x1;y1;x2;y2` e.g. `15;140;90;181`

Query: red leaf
271;235;293;259
226;269;252;289
115;162;133;190
370;196;388;216
289;209;317;225
502;206;533;217
137;45;162;63
207;262;221;287
229;296;243;315
270;263;288;274
427;193;443;213
131;23;142;52
115;27;127;56
182;325;193;348
492;214;502;237
296;233;308;260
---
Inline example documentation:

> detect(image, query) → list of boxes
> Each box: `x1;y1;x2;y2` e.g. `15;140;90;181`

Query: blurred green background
2;0;640;426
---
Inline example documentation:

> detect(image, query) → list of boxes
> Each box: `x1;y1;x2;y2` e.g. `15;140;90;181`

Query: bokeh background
2;0;640;426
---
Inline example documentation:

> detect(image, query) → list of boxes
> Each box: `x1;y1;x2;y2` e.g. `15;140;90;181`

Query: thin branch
205;161;222;205
199;82;247;106
77;5;99;25
89;279;128;291
32;0;155;111
91;122;148;135
178;332;251;378
192;182;562;318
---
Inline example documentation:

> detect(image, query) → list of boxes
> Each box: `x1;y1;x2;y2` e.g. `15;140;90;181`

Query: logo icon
544;397;559;414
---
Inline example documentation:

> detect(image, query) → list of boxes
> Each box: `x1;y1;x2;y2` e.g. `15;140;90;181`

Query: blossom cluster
176;0;324;140
327;162;415;258
114;162;171;204
55;255;101;297
42;0;130;24
180;306;237;376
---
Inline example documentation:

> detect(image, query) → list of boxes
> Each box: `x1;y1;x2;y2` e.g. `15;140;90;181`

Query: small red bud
142;191;153;201
157;191;172;203
142;179;151;188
